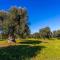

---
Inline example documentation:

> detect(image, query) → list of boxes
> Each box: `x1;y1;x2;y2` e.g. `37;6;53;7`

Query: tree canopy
0;6;30;39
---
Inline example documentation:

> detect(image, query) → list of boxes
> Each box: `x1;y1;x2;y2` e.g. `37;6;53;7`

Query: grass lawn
0;39;60;60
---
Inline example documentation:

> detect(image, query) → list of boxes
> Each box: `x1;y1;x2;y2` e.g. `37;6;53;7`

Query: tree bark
8;34;16;43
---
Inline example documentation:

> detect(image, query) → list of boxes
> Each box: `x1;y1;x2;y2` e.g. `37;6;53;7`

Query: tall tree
2;6;30;42
39;27;51;38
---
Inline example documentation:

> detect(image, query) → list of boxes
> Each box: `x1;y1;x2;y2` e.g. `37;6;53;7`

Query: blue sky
0;0;60;33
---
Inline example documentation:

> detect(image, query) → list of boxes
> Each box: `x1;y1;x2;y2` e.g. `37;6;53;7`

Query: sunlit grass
31;39;60;60
0;39;60;60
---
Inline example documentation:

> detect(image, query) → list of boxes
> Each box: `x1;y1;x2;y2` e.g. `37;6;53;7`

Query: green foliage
29;27;52;39
53;30;60;38
0;6;30;39
39;27;52;38
32;33;40;38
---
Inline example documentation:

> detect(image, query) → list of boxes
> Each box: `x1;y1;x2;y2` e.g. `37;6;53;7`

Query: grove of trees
31;27;60;39
0;6;60;41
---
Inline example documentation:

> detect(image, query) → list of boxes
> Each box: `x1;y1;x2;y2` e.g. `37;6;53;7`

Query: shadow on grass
20;40;42;44
0;45;45;60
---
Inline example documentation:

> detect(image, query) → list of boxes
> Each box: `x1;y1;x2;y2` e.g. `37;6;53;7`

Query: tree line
29;27;60;39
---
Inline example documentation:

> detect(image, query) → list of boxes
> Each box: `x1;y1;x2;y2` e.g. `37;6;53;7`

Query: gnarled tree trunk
8;24;16;43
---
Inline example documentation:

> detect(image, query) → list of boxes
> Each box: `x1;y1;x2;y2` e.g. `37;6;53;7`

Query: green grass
0;39;60;60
